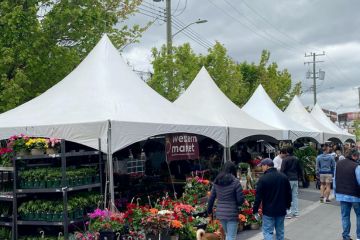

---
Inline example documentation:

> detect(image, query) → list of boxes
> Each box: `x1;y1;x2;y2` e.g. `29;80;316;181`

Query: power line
172;21;212;49
223;0;305;54
173;0;188;17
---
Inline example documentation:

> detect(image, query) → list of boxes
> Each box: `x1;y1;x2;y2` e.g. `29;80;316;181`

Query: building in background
338;111;360;134
322;108;338;123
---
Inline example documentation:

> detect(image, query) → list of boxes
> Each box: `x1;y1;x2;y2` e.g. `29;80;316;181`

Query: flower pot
170;235;179;240
99;231;116;240
39;180;46;189
46;212;53;221
238;223;244;232
250;223;260;230
31;148;44;156
16;149;29;157
46;148;58;155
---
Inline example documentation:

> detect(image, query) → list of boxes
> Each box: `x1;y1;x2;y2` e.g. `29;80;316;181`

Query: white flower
158;210;173;215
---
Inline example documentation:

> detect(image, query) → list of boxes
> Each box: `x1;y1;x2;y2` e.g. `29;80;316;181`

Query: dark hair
287;146;294;155
214;161;237;185
347;148;359;159
280;148;287;154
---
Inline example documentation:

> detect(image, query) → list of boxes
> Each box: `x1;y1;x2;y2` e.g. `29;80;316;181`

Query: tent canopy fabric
284;96;340;143
0;35;227;153
310;104;356;143
174;67;284;146
242;85;320;141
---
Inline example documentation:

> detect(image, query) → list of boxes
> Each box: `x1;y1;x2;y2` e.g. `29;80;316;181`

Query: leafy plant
0;147;13;167
25;138;48;150
294;146;317;176
7;134;29;153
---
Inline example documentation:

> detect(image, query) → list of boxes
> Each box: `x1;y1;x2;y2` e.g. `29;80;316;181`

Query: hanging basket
16;149;29;157
250;223;260;230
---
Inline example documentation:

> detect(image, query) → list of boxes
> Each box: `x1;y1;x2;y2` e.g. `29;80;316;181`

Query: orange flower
238;214;246;222
202;180;210;185
149;208;158;214
171;220;183;229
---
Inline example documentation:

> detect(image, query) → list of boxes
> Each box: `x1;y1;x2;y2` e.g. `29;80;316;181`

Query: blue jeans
262;215;285;240
288;181;299;216
340;201;360;240
220;220;238;240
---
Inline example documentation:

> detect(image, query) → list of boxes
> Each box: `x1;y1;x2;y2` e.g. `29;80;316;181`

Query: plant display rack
0;139;103;240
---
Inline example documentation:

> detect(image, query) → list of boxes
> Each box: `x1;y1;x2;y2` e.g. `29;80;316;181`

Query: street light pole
172;19;208;38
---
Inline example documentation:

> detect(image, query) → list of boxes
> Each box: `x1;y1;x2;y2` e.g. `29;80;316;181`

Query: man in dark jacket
334;148;360;240
280;146;303;218
253;158;292;240
208;161;244;240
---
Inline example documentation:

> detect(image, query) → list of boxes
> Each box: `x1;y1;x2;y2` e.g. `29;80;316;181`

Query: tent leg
107;121;115;211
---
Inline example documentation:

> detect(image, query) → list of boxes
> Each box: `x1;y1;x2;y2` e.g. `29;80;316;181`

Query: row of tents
0;35;354;154
0;34;354;207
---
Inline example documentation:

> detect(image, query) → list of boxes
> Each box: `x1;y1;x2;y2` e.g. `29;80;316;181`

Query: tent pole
227;127;231;162
107;120;115;211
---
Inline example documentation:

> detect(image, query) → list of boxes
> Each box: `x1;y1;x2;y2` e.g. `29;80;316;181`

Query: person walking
280;146;303;218
253;158;292;240
316;143;336;203
207;161;244;240
273;148;287;171
334;148;360;240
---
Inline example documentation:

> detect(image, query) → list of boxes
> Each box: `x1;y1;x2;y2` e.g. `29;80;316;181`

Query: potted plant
25;138;48;155
193;216;208;230
7;134;30;156
182;176;210;205
0;148;14;167
88;209;126;240
46;138;61;154
238;214;246;232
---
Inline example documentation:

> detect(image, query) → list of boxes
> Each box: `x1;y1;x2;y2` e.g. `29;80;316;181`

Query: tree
353;120;360;142
0;0;144;113
149;44;302;109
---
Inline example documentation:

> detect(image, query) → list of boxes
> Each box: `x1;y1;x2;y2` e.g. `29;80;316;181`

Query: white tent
0;35;227;152
284;96;339;143
310;104;356;143
0;35;229;208
242;85;320;141
174;67;283;148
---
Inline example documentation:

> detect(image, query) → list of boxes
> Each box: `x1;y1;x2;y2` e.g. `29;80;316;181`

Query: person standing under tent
253;158;292;240
334;148;360;240
280;146;303;218
316;143;336;203
207;161;244;240
273;148;288;171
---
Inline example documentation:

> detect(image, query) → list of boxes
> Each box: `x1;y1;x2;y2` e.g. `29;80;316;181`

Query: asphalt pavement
236;183;358;240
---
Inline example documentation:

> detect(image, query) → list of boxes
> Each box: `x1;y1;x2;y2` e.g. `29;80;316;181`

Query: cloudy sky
122;0;360;113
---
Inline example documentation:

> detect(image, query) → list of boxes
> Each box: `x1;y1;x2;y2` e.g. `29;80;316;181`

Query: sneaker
285;215;292;219
325;199;331;203
320;197;324;203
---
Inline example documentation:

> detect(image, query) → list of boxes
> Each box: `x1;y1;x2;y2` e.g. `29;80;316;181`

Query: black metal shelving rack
7;139;104;240
0;166;15;240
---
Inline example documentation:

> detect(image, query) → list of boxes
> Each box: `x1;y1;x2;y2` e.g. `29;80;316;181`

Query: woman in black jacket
207;162;244;240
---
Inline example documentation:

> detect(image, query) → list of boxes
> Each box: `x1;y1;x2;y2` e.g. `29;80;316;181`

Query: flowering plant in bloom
88;208;126;233
182;176;210;205
0;147;14;167
7;134;29;153
250;159;261;168
124;203;150;232
47;138;61;148
73;231;98;240
25;138;48;150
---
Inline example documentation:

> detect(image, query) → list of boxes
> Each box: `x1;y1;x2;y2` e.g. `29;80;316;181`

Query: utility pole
166;0;172;55
305;52;325;106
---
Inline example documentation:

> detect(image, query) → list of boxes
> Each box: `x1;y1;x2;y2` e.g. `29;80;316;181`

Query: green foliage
0;227;11;240
149;44;302;108
294;146;317;176
0;0;144;113
354;120;360;142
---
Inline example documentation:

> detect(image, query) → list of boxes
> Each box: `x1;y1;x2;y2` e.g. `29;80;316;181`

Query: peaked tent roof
0;35;226;152
242;85;320;141
310;104;355;142
174;67;283;146
284;96;340;143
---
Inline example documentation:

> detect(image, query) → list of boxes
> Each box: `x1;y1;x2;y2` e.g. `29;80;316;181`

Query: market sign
165;133;199;161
